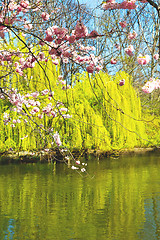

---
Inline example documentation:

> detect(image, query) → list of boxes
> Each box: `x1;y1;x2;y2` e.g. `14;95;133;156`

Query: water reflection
0;153;160;239
3;218;15;240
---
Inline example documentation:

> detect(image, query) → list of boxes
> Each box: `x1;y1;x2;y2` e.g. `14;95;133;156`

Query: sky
78;0;101;9
78;0;102;17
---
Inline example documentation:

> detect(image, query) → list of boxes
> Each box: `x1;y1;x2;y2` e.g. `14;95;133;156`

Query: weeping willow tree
65;71;148;150
0;53;151;152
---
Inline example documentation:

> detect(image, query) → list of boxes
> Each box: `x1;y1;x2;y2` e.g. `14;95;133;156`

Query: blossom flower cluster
111;27;137;63
153;54;159;60
102;0;137;10
0;1;102;75
43;21;103;73
57;75;71;90
0;0;32;38
128;31;137;40
125;45;134;56
142;78;160;93
3;87;71;128
137;54;151;65
71;160;87;172
53;132;62;146
2;86;72;147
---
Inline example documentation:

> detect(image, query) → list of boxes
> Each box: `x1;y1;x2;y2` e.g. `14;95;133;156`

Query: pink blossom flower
154;79;160;89
24;23;33;30
50;111;57;118
128;31;137;40
111;58;117;64
41;12;50;21
39;52;45;61
16;119;21;123
62;114;72;119
125;45;134;56
142;81;156;93
120;0;137;9
20;0;29;9
119;21;127;28
137;55;150;65
54;27;68;39
31;92;39;98
52;59;59;65
0;31;5;39
12;119;17;124
30;107;39;114
49;91;54;97
0;94;5;99
142;78;160;93
41;89;49;95
36;101;40;107
8;2;18;11
102;1;118;10
75;20;88;39
119;79;125;86
19;58;25;65
38;114;43;119
60;108;68;112
68;35;76;43
53;132;62;146
16;67;23;76
89;30;99;39
3;113;10;119
45;27;53;37
42;104;52;114
96;65;103;72
153;54;159;60
86;64;95;73
33;107;40;112
44;36;53;42
76;160;80;165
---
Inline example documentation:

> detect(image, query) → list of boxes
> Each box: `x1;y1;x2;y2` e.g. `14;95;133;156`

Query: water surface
0;153;160;240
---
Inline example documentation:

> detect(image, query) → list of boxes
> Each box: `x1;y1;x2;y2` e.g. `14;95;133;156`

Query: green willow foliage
0;56;151;152
67;71;147;150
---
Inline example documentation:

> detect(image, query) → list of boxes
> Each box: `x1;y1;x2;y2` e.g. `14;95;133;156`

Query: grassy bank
0;146;159;165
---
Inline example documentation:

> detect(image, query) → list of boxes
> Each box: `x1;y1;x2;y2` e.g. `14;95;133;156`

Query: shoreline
0;147;159;164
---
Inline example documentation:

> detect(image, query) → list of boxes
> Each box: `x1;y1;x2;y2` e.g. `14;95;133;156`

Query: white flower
82;163;87;166
71;166;79;170
81;168;86;172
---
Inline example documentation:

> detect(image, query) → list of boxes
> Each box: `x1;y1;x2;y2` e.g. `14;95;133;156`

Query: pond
0;152;160;240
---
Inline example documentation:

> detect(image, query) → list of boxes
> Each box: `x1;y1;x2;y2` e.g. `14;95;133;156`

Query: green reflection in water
0;153;160;240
